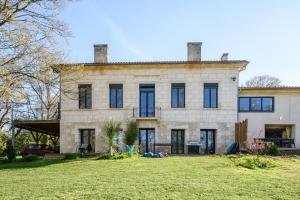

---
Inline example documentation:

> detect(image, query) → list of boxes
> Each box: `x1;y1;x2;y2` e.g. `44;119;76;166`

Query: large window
79;84;92;109
204;83;218;108
110;84;123;108
171;83;185;108
239;97;274;112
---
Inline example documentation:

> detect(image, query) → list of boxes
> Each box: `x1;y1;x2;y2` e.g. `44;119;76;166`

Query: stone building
59;42;249;154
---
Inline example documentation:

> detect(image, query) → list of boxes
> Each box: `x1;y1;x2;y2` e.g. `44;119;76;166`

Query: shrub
265;144;279;156
4;140;16;161
63;153;81;160
235;156;275;169
18;155;40;162
124;121;138;146
97;152;134;160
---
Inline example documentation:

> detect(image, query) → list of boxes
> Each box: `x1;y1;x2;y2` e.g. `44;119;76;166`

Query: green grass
0;156;299;200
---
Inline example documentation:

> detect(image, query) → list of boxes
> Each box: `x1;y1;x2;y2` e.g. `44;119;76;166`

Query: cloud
102;16;150;60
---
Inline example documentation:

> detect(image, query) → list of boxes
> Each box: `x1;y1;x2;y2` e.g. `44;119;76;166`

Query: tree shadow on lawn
0;159;80;170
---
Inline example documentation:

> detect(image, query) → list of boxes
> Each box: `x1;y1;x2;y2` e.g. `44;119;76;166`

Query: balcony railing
255;138;295;148
132;107;161;119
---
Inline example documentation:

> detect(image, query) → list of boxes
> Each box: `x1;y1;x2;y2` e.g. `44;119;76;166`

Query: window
171;83;185;108
79;84;92;109
238;97;274;112
204;83;218;108
110;84;123;108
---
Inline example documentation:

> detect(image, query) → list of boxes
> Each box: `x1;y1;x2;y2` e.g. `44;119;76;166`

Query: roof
239;86;300;95
59;60;249;66
12;120;60;137
53;60;249;73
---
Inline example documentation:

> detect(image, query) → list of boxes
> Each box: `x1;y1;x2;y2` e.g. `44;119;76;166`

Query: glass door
171;130;185;154
80;129;95;152
139;85;155;117
139;128;155;153
199;129;215;154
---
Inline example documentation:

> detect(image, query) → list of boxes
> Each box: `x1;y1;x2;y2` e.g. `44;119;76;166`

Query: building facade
59;43;248;154
238;87;300;148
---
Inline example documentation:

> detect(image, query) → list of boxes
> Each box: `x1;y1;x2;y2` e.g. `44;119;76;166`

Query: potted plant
124;121;138;153
102;118;121;156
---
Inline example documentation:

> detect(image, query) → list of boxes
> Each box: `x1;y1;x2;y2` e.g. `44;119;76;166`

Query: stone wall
60;63;241;154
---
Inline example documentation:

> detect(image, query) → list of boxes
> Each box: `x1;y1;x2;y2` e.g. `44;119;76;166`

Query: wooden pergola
12;120;60;145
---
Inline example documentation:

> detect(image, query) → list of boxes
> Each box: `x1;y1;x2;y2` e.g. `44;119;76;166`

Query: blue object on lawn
226;142;239;154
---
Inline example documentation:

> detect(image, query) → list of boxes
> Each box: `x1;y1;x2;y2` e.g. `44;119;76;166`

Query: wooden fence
235;119;248;150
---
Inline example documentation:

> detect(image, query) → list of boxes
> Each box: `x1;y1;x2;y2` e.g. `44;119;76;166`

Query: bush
4;140;16;161
235;156;275;169
124;121;138;146
97;152;134;160
63;153;81;160
18;155;40;162
265;144;279;156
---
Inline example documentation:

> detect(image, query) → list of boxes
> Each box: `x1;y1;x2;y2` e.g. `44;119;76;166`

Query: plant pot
126;145;135;153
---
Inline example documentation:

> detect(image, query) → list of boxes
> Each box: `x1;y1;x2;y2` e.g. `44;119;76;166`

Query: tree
124;120;138;147
0;0;74;129
244;75;283;87
102;118;121;156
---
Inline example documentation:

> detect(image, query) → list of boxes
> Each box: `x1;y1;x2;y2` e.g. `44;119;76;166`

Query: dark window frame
238;97;274;112
171;83;185;108
203;83;218;108
78;84;92;109
139;84;155;117
109;84;123;108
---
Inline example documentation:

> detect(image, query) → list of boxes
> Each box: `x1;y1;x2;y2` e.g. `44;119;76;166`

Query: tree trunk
109;146;113;156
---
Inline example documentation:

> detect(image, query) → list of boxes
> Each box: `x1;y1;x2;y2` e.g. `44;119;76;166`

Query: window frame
171;83;185;108
203;83;218;108
109;84;123;108
78;84;92;109
238;96;274;112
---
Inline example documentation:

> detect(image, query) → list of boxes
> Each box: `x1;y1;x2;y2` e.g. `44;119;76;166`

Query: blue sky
60;0;300;85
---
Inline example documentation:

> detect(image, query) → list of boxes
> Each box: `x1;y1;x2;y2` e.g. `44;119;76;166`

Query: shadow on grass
0;159;75;170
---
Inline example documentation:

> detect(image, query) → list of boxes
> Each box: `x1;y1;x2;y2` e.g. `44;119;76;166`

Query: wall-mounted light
231;76;236;82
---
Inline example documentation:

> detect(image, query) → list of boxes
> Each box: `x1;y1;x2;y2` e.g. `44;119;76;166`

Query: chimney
94;44;108;63
187;42;202;61
220;53;229;61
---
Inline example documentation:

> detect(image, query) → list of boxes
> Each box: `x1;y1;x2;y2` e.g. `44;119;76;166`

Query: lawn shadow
0;159;75;170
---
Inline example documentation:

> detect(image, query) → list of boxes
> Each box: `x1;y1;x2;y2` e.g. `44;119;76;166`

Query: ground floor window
80;129;95;152
139;128;155;153
171;130;185;154
199;129;215;154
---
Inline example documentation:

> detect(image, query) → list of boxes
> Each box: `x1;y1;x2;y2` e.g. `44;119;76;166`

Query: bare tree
244;75;283;88
0;0;77;129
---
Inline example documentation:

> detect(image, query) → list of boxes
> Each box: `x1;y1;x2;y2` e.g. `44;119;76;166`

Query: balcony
132;107;161;120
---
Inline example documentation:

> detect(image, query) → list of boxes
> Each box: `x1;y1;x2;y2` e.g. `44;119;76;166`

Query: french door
139;84;155;117
139;128;155;153
171;130;185;154
80;129;95;152
199;129;215;154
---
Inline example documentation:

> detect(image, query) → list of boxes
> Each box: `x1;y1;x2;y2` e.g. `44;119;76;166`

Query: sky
59;0;300;86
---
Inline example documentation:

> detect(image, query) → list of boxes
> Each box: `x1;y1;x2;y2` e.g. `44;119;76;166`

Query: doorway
80;129;95;152
139;84;155;117
139;128;155;153
199;129;215;154
171;130;185;154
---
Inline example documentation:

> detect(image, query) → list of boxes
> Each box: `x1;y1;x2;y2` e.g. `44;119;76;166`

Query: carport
12;120;60;146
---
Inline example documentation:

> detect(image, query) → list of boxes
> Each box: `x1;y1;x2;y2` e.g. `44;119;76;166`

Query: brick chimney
187;42;202;61
94;44;108;63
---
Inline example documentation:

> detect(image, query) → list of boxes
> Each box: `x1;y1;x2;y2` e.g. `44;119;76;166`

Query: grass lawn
0;156;299;200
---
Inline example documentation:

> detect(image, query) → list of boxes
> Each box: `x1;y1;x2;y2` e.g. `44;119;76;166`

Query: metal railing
132;107;161;119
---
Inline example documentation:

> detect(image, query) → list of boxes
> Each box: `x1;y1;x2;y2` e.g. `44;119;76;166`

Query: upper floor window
110;84;123;108
239;97;274;112
171;83;185;108
79;84;92;109
204;83;218;108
